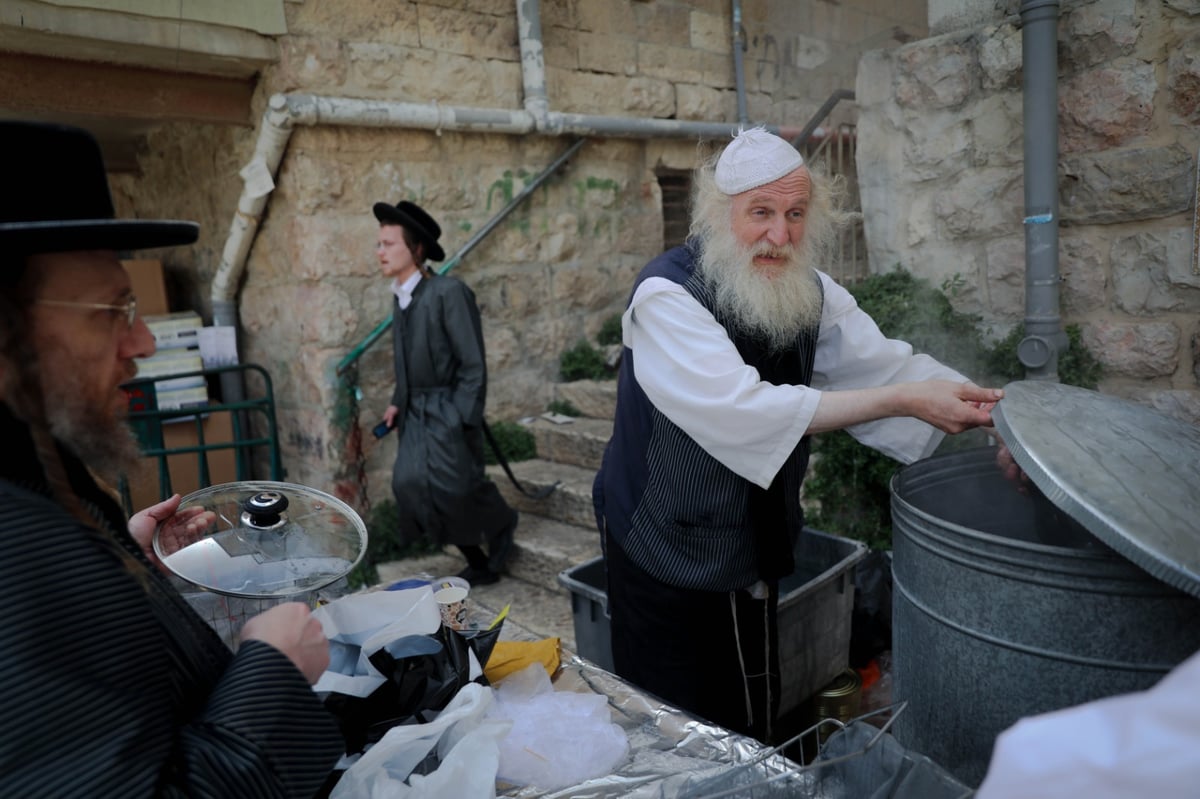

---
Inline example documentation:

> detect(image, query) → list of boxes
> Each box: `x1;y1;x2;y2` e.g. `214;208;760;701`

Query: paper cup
434;585;469;630
433;575;470;593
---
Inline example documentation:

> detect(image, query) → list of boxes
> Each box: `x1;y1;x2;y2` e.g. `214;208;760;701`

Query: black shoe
456;564;500;586
487;511;518;574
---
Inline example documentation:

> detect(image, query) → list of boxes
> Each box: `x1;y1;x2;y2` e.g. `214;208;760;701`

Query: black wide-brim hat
373;199;446;262
0;120;199;256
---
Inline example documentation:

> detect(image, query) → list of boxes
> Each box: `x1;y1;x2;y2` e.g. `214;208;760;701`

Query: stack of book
136;311;208;411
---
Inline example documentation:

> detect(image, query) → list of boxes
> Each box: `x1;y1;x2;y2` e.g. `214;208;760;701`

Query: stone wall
857;0;1200;423
113;0;927;503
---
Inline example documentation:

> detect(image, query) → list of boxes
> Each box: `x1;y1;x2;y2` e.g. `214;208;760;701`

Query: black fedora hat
372;199;446;262
0;120;199;255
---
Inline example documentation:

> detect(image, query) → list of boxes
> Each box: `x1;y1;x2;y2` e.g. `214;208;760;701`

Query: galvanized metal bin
558;527;868;717
890;382;1200;787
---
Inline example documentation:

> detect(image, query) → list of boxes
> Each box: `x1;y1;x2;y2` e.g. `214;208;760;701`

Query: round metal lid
154;480;368;598
992;381;1200;598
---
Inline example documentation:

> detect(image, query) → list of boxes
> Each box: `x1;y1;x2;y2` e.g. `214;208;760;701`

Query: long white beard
697;225;824;351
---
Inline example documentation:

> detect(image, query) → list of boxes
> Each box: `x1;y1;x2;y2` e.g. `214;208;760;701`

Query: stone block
543;25;581;70
285;0;420;43
933;166;1021;238
984;235;1026;318
969;92;1024;167
1059;60;1156;152
1167;36;1200;124
978;23;1021;91
622;75;676;116
689;9;730;54
578;1;638;36
578;31;636;74
1060;145;1194;225
903;111;971;179
632;2;692;47
638;42;705;84
895;36;976;109
275;36;347;93
1060;0;1139;69
1059;232;1109;313
676;82;728;120
1083;320;1180;378
1111;228;1200;315
417;4;516;61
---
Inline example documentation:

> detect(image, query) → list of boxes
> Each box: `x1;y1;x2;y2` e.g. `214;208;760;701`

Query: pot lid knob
241;491;289;529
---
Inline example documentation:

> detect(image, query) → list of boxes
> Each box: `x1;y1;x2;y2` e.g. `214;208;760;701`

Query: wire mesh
675;702;974;799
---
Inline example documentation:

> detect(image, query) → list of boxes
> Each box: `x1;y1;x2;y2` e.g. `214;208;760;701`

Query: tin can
813;668;862;743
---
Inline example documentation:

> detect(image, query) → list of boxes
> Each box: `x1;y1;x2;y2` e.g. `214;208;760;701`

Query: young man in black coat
374;199;518;585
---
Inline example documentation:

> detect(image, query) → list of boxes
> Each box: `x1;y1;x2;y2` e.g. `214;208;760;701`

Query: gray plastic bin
557;527;867;716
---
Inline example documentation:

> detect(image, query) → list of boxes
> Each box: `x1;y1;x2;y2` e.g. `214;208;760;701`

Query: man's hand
905;380;1002;434
128;494;214;574
383;404;400;428
995;439;1030;492
240;603;331;685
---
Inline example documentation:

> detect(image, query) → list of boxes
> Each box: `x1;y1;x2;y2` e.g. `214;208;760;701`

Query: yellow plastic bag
484;638;561;684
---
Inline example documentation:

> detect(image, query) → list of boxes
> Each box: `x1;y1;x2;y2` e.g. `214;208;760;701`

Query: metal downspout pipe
516;0;550;128
732;0;749;127
1018;0;1067;380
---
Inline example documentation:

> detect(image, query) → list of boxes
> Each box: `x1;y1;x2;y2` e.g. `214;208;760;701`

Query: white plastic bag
487;663;629;790
330;682;509;799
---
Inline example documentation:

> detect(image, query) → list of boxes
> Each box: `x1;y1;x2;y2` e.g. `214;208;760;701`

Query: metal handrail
335;137;586;376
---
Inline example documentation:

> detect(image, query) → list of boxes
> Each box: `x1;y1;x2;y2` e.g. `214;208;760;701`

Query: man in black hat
0;120;343;797
374;199;518;585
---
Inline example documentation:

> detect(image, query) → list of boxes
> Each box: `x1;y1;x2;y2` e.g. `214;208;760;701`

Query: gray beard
44;373;145;487
697;226;824;351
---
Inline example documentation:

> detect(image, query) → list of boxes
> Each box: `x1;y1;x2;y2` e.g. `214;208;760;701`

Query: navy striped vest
594;242;822;591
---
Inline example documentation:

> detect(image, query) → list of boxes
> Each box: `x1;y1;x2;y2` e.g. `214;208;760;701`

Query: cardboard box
122;259;169;316
128;410;239;511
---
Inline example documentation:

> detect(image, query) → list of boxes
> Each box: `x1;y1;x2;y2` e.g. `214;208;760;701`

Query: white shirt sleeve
812;273;970;464
625;271;972;489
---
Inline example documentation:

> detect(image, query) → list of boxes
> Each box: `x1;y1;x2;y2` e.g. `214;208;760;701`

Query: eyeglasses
37;295;138;329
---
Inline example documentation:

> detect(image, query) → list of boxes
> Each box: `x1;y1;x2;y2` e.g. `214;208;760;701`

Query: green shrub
597;313;623;346
547;399;582;417
484;420;537;465
346;499;440;590
804;268;1103;551
559;338;612;381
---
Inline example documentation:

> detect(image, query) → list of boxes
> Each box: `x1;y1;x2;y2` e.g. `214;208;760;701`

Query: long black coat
0;404;343;798
389;274;511;547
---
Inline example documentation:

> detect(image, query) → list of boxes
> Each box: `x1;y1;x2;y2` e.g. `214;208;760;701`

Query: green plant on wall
803;268;1103;551
596;313;623;346
483;420;537;465
547;399;582;417
559;338;612;381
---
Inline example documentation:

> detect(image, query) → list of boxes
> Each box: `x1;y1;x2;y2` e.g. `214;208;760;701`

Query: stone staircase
375;379;616;652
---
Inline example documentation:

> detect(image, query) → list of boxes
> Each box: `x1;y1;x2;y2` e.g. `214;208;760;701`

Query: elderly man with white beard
592;128;1002;744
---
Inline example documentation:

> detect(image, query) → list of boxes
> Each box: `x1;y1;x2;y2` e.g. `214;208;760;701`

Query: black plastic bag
323;621;505;756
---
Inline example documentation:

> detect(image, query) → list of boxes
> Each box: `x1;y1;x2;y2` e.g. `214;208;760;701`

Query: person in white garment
974;647;1200;798
592;127;1001;743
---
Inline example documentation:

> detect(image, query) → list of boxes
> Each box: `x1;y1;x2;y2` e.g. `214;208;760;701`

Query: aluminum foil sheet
498;657;970;799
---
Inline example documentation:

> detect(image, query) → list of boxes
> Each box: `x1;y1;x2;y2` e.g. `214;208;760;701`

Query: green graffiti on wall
573;176;620;208
486;169;535;234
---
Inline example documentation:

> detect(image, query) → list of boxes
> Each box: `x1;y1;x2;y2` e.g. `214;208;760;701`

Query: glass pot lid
991;381;1200;598
153;480;368;598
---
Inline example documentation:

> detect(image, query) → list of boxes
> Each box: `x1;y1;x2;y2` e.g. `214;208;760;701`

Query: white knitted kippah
714;127;805;195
